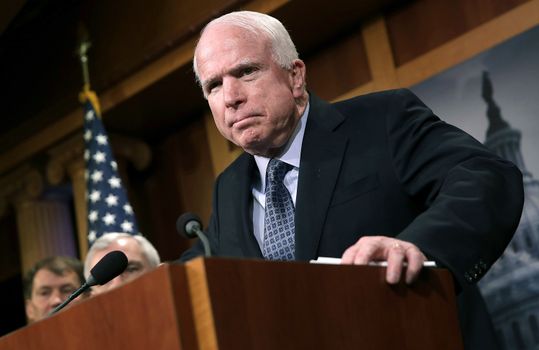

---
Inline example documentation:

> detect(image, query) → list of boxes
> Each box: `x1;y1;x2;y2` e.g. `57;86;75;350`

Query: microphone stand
186;221;211;257
49;282;90;316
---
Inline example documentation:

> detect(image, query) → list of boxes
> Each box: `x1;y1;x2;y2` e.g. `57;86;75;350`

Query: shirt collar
254;102;310;187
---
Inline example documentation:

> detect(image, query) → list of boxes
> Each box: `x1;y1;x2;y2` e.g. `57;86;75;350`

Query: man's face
195;24;307;157
89;237;151;295
25;269;81;323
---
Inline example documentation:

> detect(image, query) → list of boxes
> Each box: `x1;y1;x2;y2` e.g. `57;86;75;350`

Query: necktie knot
266;159;291;187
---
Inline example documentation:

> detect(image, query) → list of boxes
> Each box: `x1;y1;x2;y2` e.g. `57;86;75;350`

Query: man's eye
37;290;50;297
61;286;76;294
125;265;142;274
207;81;221;94
242;67;256;76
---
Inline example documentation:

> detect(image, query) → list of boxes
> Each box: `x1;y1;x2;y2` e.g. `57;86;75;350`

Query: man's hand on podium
340;236;427;285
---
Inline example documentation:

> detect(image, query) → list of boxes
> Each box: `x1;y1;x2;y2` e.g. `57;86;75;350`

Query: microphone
86;250;129;286
49;250;128;316
176;212;211;257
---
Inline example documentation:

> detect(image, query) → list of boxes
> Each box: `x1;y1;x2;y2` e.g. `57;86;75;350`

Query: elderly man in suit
181;11;523;349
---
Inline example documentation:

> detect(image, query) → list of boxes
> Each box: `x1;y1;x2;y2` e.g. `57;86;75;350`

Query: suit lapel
232;153;263;258
295;95;348;261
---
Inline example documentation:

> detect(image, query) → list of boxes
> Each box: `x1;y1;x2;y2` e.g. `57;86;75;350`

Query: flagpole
76;27;101;116
77;38;92;91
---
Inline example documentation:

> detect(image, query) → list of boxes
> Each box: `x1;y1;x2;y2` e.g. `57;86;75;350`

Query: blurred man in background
84;232;160;295
23;256;84;323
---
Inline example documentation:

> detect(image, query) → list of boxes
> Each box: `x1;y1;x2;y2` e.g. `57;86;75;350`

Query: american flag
82;95;139;244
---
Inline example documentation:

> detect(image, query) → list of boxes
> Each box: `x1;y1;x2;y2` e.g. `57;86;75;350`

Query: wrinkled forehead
33;268;80;289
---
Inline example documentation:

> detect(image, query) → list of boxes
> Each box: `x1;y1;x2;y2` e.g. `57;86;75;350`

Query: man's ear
289;59;306;98
25;299;35;323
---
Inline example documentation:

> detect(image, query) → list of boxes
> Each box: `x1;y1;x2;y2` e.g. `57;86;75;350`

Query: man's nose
223;78;245;109
49;290;64;307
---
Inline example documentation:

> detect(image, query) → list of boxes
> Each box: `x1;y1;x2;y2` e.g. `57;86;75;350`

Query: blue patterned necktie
263;158;295;260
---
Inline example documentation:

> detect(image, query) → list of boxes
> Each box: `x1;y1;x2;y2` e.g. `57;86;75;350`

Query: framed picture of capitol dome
411;25;539;350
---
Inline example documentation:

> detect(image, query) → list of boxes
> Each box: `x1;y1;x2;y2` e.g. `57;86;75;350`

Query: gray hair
84;233;161;279
193;11;299;83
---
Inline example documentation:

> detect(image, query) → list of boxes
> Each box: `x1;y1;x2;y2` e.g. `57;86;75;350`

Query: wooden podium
0;258;463;350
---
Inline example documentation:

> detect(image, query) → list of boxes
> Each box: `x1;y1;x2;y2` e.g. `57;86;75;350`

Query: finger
386;242;406;284
342;237;383;265
353;241;380;265
341;245;359;265
404;248;426;284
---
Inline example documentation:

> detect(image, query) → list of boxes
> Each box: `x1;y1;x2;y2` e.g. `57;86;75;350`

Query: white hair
193;11;299;83
84;232;161;279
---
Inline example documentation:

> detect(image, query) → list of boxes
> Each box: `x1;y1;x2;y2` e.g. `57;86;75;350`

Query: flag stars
96;134;108;145
84;103;139;240
88;230;97;243
89;190;101;203
108;176;121;188
93;151;106;163
85;110;95;121
105;194;119;207
121;221;134;232
102;213;116;226
91;170;103;183
123;204;134;215
88;210;98;222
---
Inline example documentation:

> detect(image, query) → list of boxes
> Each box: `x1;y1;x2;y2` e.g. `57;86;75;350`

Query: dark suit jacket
181;89;524;349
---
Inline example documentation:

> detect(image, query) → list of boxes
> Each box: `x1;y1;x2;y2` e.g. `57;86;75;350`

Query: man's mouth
232;114;260;128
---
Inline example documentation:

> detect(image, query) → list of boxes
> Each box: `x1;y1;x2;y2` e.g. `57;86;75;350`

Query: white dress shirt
252;103;310;250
